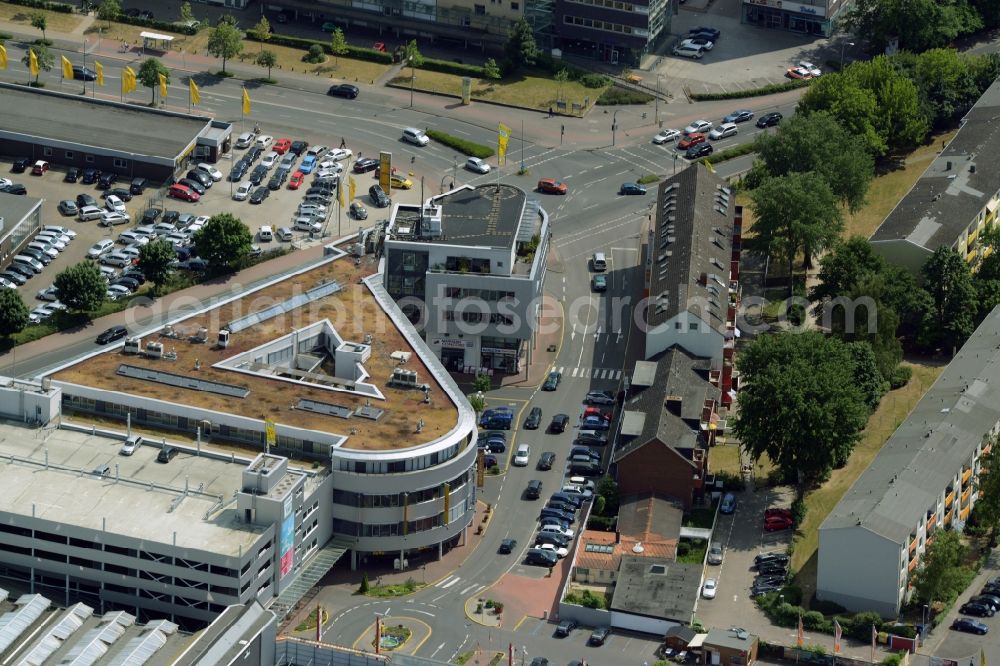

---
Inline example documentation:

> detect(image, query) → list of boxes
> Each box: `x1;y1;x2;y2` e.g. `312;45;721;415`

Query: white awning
140;31;175;42
688;633;708;648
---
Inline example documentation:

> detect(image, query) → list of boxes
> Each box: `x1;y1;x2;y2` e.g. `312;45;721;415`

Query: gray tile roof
647;165;734;328
871;78;1000;250
614;346;718;464
821;305;1000;544
609;556;701;622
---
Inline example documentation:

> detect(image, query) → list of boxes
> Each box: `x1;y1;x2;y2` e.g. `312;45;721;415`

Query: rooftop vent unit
123;336;142;355
389;368;420;388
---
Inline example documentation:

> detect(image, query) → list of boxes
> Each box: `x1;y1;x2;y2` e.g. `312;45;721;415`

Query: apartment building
553;0;671;66
817;305;1000;616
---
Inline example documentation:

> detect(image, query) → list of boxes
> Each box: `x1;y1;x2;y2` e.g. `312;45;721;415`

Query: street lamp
409;57;416;108
840;41;855;69
612;110;619;147
655;74;662;126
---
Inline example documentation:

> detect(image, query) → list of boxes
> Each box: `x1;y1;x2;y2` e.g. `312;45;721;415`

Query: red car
167;183;200;202
583;406;610;421
677;132;706;150
765;507;793;520
273;138;292;154
537;178;567;194
288;171;305;190
764;515;794;532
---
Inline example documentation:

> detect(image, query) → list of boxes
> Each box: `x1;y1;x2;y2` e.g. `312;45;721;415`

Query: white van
402;127;430;146
592;252;607;272
258;225;273;242
276;227;293;241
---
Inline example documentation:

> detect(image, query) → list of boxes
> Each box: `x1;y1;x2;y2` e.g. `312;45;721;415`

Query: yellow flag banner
497;122;511;166
705;159;716;174
61;55;72;80
0;44;7;70
242;87;251;115
348;175;356;202
158;72;168;98
94;61;104;86
29;49;38;77
338;178;345;208
123;66;136;94
189;78;200;105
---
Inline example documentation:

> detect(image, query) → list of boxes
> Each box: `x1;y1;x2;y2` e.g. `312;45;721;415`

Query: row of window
333;515;443;537
445;256;493;273
441;287;517;301
565;0;637;11
331;471;469;507
387;275;425;297
443;310;514;326
481;335;521;350
334;439;467;474
563;14;643;34
39;146;130;169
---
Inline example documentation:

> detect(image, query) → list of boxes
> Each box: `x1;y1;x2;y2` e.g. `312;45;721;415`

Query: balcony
963;467;973;484
962;488;972;505
945;490;955;507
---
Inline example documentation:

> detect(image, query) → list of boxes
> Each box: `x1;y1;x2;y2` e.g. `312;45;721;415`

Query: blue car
299;155;317;174
723;109;754;123
581;416;610;431
952;618;988;634
619;182;647;195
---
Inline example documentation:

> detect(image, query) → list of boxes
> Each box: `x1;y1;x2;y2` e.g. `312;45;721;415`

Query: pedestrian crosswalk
553;366;622;380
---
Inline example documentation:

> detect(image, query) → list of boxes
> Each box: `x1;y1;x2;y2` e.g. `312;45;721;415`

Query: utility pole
612;110;619;147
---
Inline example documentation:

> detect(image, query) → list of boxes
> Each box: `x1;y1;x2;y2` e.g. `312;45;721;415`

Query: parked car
57;200;79;216
708;543;724;565
369;184;391;208
97;172;118;189
963;601;997;617
720;493;736;514
554;619;578;637
681;37;713;51
31;160;50;175
168;184;200;202
589;627;611;646
65;167;80;183
952;618;989;635
524;548;559;567
119;433;143;455
586;390;616;405
672;43;705;59
349;202;368;220
273;138;292;154
702;578;718;599
764;515;794;531
11;158;31;173
249;187;270;204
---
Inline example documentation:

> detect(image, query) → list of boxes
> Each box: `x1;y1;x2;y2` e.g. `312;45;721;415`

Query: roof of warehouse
0;83;209;160
821;305;1000;543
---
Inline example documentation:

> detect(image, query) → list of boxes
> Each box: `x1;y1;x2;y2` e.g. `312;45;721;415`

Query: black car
161;210;180;227
353;157;379;173
549;414;569;433
0;270;28;286
76;193;98;208
686;143;714;159
1;183;27;195
537;451;556;471
72;65;97;81
539;507;574;523
130;177;147;194
961;602;995;617
569;462;601;476
81;167;101;184
535;532;571;548
177;178;206;195
112;276;141;292
246;146;263;164
755;552;790;567
688;26;721;40
555;619;578;637
757;563;788;576
65;167;80;183
369;184;391;208
186;169;213;188
249;165;269;186
229;160;249;181
97;172;118;189
6;264;35;281
140;208;163;225
524;549;558;567
973;595;1000;611
328;83;360;99
529;659;550;666
570;446;601;461
102;187;133;201
290;140;309;156
95;325;128;344
122;268;146;283
268;169;288;190
541;370;561;391
249;186;270;204
305;187;334;199
12;158;31;173
498;538;517;554
157;446;179;463
756;112;783;128
589;627;611;646
524;407;542;429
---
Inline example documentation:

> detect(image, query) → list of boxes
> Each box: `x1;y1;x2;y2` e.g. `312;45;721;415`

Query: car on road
678;132;706;150
524;407;542;429
549;413;569;433
529;659;549;666
537;178;568;195
961;602;996;617
653;128;682;144
249;187;270;204
708;542;724;564
555;619;578;637
683;120;712;135
498;538;517;554
702;578;718;599
724;109;754;123
538;451;556;470
952;618;989;635
586;390;615;406
57;200;78;216
764;514;794;531
709;123;738;140
672;43;704;59
720;493;736;514
756;112;783;128
353;158;379;173
542;370;561;391
591;274;607;292
681;37;714;51
72;65;97;81
168;183;199;202
619;182;647;195
466;157;491;173
120;434;143;455
513;444;531;466
686;144;714;159
589;627;611;646
328;83;360;98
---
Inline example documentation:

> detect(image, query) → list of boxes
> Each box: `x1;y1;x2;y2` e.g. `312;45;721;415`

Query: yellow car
390;174;413;189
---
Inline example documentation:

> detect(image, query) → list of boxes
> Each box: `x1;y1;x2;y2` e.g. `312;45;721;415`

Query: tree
911;530;973;605
749;173;843;296
749;112;873;212
137;57;169;104
97;0;121;29
894;49;980;129
329;27;348;65
811;236;886;302
403;39;423;107
0;289;29;338
30;11;46;41
847;341;886;410
250;16;271;51
505;18;538;70
842;0;981;53
483;57;502;81
975;278;1000;319
192;213;253;273
837;275;904;381
467;393;486;414
207;21;243;75
798;75;885;157
256;50;277;79
849;56;931;154
972;435;1000;547
21;44;53;85
919;246;978;351
554;68;569;101
138;239;175;293
54;262;106;312
179;2;195;25
733;332;869;492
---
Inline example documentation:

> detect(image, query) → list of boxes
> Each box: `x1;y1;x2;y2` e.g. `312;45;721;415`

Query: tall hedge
419;57;486;78
247;32;392;64
6;0;73;11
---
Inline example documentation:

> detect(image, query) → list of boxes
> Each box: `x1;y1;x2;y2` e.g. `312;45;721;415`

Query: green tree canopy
207;21;244;74
842;0;981;53
919;246;978;351
505;18;538;70
137;57;169;103
483;57;502;81
329;27;348;65
847;341;887;409
137;239;176;293
749;112;873;212
749;172;843;296
798;74;885;156
972;434;1000;547
250;16;271;46
98;0;121;28
733;331;869;490
0;289;29;338
30;11;46;40
256;49;277;79
179;2;195;24
911;530;974;605
811;236;887;302
54;262;106;312
836;274;904;381
894;49;981;128
192;213;253;273
22;44;53;84
403;40;423;106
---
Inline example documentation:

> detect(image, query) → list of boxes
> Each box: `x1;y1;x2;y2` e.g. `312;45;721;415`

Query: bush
0;32;12;41
889;365;912;389
247;32;393;64
303;44;326;64
580;73;611;88
587;514;616;531
597;86;654;105
5;0;73;12
715;471;745;491
690;79;810;101
802;611;825;630
882;654;904;666
637;174;660;185
791;498;807;526
425;129;495;158
704;142;756;165
420;57;486;78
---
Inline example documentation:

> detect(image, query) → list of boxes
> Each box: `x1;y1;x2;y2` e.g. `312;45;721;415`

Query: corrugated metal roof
61;611;133;666
0;594;50;654
14;602;91;666
103;622;175;666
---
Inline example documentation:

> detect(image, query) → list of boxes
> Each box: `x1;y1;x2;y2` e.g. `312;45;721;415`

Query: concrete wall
817;526;903;616
0;379;60;424
610;610;676;635
557;602;611;628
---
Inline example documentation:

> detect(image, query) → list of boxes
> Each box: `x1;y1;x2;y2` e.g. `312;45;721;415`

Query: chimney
665;395;683;416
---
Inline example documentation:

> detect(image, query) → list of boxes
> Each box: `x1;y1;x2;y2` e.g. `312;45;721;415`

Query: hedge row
702;142;756;165
113;15;198;36
597;86;654;105
758;591;918;640
419;57;486;78
689;78;810;101
426;129;494;159
5;0;73;12
247;32;393;64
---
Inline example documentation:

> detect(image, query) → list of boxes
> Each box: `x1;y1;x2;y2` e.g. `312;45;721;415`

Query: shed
701;627;758;666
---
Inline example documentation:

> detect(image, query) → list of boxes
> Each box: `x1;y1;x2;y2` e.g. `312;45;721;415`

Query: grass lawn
792;361;946;602
0;4;82;33
843;129;958;239
388;68;609;113
677;538;708;564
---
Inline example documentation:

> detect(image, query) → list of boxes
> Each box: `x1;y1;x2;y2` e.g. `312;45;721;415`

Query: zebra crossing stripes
553;367;622;380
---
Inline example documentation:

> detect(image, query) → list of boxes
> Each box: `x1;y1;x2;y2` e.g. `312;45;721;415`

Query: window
65;151;74;159
85;155;95;163
113;158;129;168
475;3;486;13
42;147;52;157
689;322;699;331
511;2;519;9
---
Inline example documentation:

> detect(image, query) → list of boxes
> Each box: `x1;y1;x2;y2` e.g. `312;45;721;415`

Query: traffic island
350;616;431;655
464;596;504;627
